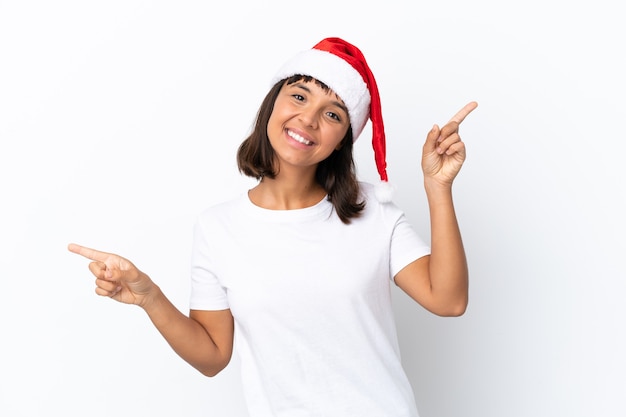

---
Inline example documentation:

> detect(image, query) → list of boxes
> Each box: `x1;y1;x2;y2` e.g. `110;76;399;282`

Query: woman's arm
68;243;234;376
394;102;476;317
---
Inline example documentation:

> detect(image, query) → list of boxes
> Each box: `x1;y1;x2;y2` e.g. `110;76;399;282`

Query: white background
1;1;624;416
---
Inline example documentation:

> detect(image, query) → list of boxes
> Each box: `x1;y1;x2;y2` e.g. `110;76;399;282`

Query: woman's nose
299;108;319;129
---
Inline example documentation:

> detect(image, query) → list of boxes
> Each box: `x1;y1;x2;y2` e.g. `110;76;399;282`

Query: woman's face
266;79;350;175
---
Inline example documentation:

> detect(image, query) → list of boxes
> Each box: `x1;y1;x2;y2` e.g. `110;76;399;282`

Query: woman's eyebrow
331;99;349;115
293;83;349;115
293;83;312;94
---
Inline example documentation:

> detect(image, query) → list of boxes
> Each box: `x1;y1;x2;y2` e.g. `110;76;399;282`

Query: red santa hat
271;37;394;202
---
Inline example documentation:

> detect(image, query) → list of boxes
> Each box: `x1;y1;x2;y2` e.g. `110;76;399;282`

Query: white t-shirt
190;182;430;417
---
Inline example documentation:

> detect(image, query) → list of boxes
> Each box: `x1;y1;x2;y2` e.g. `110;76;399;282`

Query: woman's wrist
423;177;453;198
138;278;164;312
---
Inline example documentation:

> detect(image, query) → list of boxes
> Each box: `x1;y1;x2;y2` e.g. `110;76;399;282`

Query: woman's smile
286;128;314;146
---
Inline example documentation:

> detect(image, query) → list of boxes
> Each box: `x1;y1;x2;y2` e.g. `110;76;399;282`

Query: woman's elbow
194;354;232;378
433;296;468;317
200;368;223;378
440;304;467;317
198;361;230;378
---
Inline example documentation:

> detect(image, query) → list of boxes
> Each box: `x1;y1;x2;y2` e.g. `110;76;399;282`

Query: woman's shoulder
196;192;248;223
358;181;375;196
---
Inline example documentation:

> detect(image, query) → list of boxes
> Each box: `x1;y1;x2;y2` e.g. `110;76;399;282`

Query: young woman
69;37;477;416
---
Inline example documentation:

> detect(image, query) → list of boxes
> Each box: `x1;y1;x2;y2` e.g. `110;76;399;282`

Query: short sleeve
189;217;230;311
389;212;431;279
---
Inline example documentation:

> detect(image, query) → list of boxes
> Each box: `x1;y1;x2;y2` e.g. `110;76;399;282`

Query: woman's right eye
292;94;304;101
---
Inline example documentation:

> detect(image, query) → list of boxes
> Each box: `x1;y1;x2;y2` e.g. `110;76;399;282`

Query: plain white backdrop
1;1;624;416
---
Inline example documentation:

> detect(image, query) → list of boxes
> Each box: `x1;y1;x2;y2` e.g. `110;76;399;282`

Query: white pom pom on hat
271;37;393;203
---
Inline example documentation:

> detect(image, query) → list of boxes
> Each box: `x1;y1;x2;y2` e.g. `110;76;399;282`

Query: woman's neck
248;174;326;210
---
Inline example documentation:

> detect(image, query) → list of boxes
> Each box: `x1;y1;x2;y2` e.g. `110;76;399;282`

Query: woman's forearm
141;285;233;377
424;179;469;315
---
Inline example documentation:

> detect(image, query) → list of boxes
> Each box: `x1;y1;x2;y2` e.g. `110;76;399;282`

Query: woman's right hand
68;243;157;308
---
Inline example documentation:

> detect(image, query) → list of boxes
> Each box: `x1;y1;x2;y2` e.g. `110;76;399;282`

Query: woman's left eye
326;112;341;121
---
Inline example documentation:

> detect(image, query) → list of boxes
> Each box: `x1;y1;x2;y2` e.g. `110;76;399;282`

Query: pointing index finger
449;101;478;124
67;243;110;262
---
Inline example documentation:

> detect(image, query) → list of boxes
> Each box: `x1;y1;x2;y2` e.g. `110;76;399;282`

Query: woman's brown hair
237;75;365;224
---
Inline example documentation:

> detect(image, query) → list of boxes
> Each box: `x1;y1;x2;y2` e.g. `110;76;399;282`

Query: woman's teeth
288;130;313;145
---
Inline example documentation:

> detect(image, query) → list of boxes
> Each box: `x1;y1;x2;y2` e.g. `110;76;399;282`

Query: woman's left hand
422;101;477;187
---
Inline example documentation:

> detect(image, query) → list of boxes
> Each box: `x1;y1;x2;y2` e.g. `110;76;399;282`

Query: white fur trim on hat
271;49;371;141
